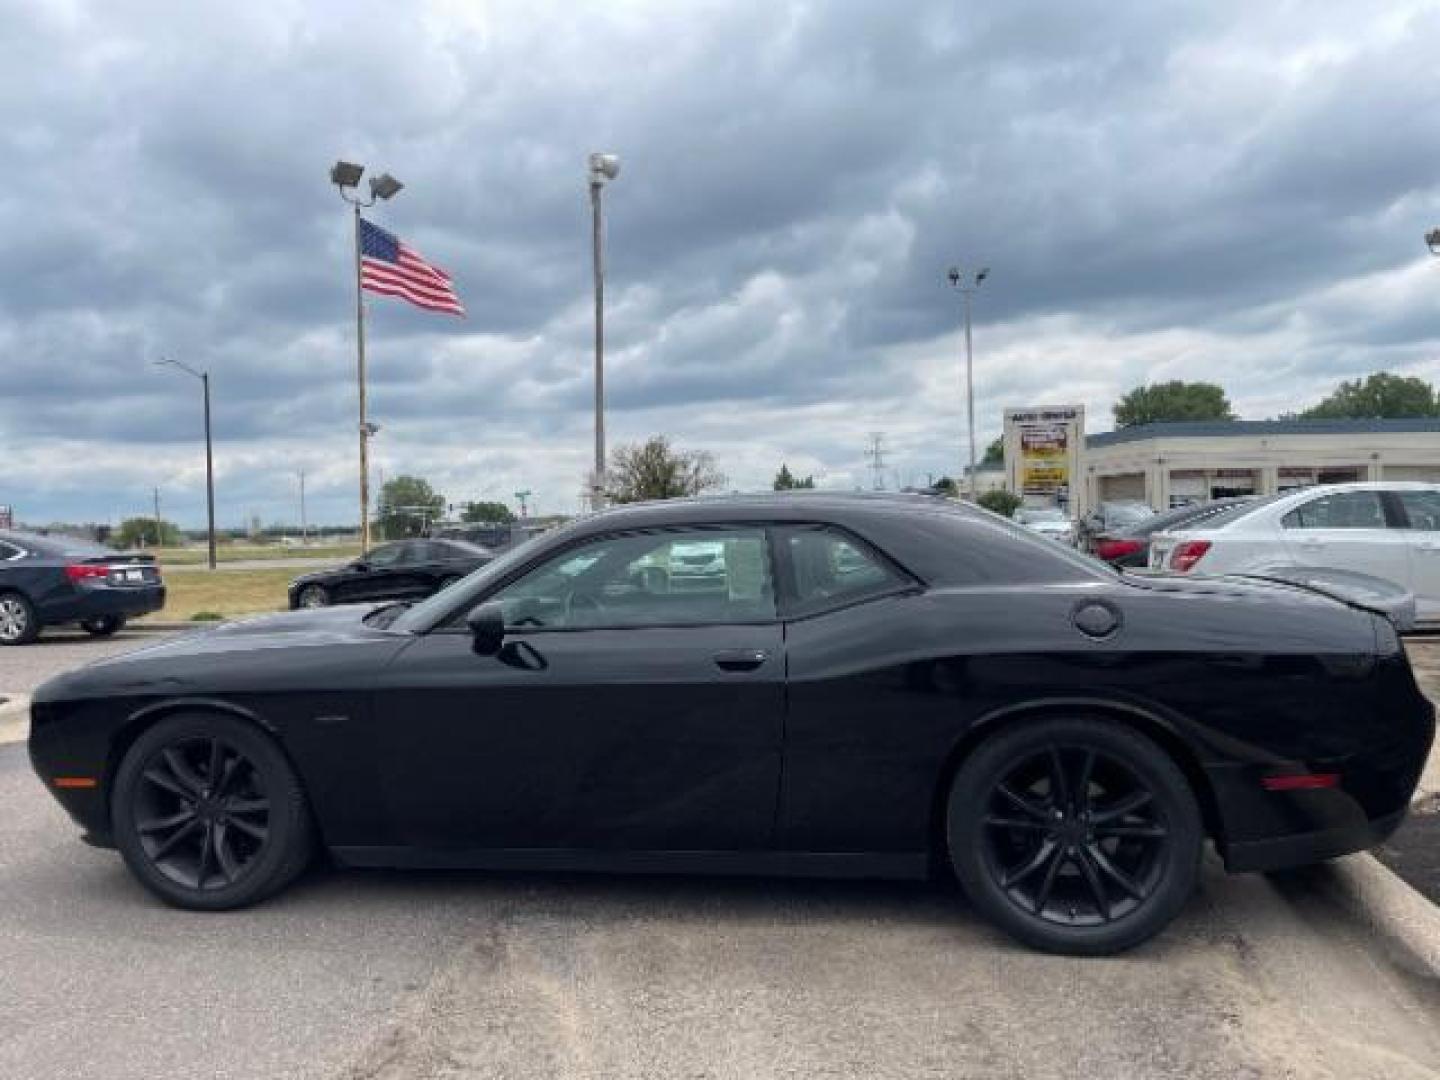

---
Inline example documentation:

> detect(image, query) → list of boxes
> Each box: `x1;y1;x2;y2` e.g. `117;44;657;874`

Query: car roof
0;529;115;556
576;490;971;527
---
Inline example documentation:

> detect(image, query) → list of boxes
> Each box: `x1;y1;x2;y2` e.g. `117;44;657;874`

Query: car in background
1013;507;1075;545
287;538;493;609
1149;482;1440;621
432;521;549;553
1076;500;1156;554
0;529;165;645
1090;497;1254;567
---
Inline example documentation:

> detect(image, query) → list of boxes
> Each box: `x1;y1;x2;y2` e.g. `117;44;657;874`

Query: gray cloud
3;0;1440;525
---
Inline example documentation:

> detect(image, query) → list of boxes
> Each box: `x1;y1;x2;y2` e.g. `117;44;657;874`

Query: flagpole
353;201;371;554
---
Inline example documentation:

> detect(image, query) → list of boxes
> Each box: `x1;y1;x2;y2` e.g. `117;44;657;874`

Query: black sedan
287;538;492;609
29;494;1434;955
0;529;164;645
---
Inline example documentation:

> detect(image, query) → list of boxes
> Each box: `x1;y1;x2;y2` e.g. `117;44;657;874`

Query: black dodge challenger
28;494;1435;954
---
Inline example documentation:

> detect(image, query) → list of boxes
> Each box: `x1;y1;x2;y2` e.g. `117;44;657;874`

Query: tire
0;591;40;646
297;585;329;609
947;716;1202;956
81;614;126;637
112;713;315;910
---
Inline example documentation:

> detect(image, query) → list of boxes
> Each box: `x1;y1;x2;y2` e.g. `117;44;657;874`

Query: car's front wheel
947;717;1201;955
0;591;40;646
112;713;315;910
81;615;126;637
297;585;329;609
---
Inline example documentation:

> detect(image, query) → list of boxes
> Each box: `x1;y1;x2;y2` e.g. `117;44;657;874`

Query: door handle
713;649;769;672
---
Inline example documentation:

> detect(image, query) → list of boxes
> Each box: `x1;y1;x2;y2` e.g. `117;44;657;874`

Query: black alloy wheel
113;714;314;910
948;717;1201;955
81;615;126;637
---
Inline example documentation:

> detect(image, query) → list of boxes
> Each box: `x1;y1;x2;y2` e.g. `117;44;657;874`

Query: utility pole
866;432;888;491
588;152;620;510
152;487;162;549
946;266;990;498
298;469;308;546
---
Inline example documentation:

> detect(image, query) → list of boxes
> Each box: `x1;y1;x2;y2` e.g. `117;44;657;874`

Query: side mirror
465;601;507;656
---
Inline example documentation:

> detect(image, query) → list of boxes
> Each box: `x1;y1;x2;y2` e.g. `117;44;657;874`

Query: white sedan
1013;507;1076;544
1149;481;1440;619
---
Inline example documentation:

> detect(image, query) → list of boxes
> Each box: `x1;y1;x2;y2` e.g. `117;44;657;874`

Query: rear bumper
40;585;166;623
1222;806;1408;872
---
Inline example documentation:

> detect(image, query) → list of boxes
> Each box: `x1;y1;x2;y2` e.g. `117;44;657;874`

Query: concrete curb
0;693;31;747
1317;851;1440;981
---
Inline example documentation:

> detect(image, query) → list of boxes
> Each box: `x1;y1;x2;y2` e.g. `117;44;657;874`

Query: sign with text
1003;406;1086;509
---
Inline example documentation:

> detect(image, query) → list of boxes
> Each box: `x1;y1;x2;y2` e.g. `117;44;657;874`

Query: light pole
1426;229;1440;256
514;489;532;518
588;152;620;510
154;357;217;569
946;265;990;499
298;469;308;546
331;161;403;552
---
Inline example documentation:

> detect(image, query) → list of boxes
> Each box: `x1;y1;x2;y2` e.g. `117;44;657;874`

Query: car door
340;542;410;602
370;525;785;853
1393;488;1440;618
1278;489;1411;589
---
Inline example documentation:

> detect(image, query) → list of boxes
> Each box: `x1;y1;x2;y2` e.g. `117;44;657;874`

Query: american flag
359;218;465;316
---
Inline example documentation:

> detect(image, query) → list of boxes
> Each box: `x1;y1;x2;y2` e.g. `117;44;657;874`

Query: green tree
1299;372;1439;419
607;435;726;504
377;475;445;539
932;476;959;497
1113;381;1235;428
982;436;1004;466
115;516;182;548
772;463;816;490
977;490;1023;518
460;500;516;524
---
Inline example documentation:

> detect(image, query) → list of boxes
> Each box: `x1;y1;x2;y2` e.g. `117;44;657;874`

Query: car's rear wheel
0;592;40;646
297;585;329;608
112;713;315;910
947;717;1201;955
81;614;126;637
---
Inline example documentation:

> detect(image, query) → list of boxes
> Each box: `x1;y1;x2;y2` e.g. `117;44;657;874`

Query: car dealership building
1082;418;1440;509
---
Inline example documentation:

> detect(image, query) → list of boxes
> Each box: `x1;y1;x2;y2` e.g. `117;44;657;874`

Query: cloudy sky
4;0;1440;527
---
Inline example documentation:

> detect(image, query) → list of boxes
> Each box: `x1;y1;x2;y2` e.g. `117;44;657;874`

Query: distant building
1083;419;1440;509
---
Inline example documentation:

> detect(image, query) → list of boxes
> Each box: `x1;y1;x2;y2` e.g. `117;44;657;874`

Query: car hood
32;605;408;702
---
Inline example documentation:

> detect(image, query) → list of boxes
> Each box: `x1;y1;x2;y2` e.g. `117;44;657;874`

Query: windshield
391;525;570;633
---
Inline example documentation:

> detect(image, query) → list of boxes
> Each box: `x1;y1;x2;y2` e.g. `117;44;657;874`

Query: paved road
2;642;1439;1079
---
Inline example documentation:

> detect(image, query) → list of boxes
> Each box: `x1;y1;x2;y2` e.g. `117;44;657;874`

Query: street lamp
153;357;217;570
946;265;990;499
331;160;403;552
1426;228;1440;256
588;152;620;510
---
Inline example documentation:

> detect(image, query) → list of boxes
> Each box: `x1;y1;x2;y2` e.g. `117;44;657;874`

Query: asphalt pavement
0;630;179;695
1;636;1439;1079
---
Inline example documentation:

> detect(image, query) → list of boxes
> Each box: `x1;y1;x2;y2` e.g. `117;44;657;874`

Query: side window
366;544;405;567
1397;490;1440;531
397;542;435;564
488;529;775;629
780;526;906;614
1282;491;1386;530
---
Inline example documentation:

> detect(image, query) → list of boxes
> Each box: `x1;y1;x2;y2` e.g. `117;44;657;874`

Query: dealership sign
1003;406;1086;506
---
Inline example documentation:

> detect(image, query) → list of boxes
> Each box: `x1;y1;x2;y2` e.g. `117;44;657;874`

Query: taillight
1095;539;1144;561
1169;540;1212;572
64;562;111;582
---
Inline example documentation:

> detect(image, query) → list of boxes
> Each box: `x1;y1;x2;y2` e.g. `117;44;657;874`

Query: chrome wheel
132;735;271;891
0;594;34;644
298;586;329;609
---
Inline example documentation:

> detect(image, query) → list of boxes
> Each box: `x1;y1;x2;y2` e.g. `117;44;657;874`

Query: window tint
1397;490;1440;531
1282;491;1386;530
365;544;405;567
489;529;775;628
782;526;904;612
